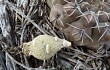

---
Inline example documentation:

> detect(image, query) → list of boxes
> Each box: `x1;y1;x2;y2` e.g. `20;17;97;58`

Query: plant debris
0;0;110;70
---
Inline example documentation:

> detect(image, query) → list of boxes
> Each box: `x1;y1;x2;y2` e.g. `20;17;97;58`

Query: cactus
21;35;71;60
48;0;110;50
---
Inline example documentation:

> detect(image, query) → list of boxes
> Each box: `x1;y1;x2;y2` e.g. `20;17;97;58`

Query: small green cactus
21;35;71;60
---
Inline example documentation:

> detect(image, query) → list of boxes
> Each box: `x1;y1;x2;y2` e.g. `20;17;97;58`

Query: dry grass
0;0;110;70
